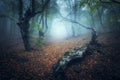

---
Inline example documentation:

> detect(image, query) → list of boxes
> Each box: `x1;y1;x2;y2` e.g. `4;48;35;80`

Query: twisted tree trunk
18;0;50;51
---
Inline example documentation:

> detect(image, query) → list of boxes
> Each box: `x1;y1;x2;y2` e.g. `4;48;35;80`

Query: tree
0;0;50;51
17;0;50;51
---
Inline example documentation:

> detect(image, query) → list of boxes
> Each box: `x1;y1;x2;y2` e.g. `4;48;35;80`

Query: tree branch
34;0;50;15
112;0;120;4
31;0;35;13
18;0;23;21
99;0;112;3
58;12;92;30
99;0;120;4
59;12;98;44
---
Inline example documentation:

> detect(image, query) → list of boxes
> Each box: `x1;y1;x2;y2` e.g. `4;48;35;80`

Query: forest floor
0;33;120;80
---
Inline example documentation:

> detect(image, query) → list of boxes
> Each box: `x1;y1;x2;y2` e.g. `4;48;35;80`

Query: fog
0;0;120;49
47;0;91;40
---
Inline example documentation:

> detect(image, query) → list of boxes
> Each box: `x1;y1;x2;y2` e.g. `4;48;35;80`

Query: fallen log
50;29;102;80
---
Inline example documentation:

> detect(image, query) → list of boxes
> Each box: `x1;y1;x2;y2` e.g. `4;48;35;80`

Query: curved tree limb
50;7;100;80
59;12;98;45
59;12;92;30
99;0;120;4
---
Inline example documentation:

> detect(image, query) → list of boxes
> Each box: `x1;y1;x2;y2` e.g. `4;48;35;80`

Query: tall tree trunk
18;18;31;51
18;0;32;51
71;26;75;37
90;28;97;45
97;8;104;33
45;11;48;32
18;0;34;51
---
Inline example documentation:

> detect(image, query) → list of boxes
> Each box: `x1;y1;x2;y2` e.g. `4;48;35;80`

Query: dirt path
1;33;120;80
0;35;91;80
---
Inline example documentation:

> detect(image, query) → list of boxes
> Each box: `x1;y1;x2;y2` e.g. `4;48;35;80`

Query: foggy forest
0;0;120;80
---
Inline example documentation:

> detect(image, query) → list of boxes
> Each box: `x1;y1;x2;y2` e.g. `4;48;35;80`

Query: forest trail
1;33;120;80
0;35;91;80
40;35;91;73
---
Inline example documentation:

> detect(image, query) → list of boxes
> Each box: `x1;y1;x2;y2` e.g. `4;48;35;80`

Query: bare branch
58;12;92;30
31;0;35;13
